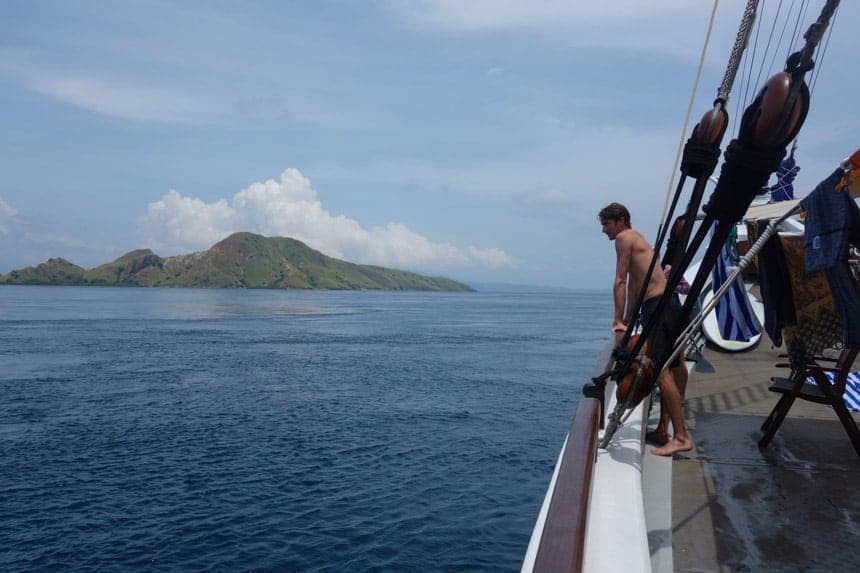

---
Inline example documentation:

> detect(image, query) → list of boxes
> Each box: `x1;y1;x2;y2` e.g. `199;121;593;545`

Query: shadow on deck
671;343;860;572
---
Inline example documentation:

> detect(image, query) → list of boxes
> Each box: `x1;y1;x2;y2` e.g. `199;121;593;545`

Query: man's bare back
616;228;666;315
604;223;666;332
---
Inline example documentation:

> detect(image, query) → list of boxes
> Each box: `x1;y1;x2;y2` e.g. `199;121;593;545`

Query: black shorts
639;296;681;368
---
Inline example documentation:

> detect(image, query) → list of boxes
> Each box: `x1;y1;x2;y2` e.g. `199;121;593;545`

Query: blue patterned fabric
800;169;859;273
806;371;860;412
768;154;800;201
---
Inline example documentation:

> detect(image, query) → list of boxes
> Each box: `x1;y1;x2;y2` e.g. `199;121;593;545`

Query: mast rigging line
663;0;838;415
628;1;760;360
661;0;761;229
598;1;761;442
738;0;766;132
791;0;812;53
659;0;721;228
808;1;839;98
718;0;761;102
752;0;787;102
764;0;798;80
597;0;843;449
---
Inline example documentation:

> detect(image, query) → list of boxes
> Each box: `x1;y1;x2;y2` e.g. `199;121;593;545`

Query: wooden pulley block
693;106;727;146
752;72;807;147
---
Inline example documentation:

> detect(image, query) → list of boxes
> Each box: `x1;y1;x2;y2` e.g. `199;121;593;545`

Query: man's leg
651;368;692;456
646;395;669;446
673;361;688;400
649;361;688;446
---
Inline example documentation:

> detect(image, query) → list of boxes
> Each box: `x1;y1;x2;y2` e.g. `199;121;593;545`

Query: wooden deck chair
760;347;860;456
756;234;860;456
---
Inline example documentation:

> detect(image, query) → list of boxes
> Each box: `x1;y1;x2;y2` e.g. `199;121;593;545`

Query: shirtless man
598;203;691;456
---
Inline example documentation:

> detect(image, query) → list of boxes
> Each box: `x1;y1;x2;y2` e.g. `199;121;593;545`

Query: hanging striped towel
806;371;860;412
711;225;762;341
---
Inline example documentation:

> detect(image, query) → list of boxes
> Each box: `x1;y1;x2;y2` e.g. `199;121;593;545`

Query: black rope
792;0;839;71
703;140;788;224
680;137;722;180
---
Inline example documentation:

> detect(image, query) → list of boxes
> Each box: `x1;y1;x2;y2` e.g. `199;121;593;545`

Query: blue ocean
0;286;611;572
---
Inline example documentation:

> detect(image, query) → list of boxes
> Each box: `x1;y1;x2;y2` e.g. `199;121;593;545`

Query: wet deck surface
671;342;860;572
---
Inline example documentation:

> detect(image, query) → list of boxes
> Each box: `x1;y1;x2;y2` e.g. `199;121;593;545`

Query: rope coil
681;138;722;179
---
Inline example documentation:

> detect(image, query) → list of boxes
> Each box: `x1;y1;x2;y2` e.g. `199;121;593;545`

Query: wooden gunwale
531;337;617;572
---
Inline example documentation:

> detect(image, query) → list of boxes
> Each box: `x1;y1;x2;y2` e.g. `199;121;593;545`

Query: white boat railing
523;336;652;573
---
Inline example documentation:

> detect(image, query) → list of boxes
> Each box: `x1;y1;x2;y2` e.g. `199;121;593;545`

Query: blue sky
1;1;856;288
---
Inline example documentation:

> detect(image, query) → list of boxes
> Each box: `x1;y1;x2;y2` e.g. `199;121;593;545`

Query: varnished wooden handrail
531;338;616;573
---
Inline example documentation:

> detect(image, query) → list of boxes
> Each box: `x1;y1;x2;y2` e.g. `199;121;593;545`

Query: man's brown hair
598;203;631;226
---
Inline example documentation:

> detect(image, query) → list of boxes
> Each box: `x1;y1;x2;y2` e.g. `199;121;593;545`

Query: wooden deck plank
671;342;860;572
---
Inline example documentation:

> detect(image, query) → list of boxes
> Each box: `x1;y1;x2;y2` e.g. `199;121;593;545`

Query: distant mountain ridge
0;232;473;291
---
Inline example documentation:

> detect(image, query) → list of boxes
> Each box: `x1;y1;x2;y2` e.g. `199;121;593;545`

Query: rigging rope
765;0;796;76
790;0;811;52
659;0;721;227
740;0;766;115
808;1;839;97
718;0;762;102
601;1;761;443
788;0;839;152
669;0;843;376
597;0;843;448
753;0;785;97
661;0;767;232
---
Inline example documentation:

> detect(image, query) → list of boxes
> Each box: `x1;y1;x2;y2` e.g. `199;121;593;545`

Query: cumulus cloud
142;191;239;249
139;168;513;271
0;197;18;234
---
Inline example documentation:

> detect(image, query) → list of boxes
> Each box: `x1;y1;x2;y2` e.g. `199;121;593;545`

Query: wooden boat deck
670;342;860;571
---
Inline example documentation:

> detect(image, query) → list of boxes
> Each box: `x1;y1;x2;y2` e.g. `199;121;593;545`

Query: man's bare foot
645;429;668;447
650;436;692;457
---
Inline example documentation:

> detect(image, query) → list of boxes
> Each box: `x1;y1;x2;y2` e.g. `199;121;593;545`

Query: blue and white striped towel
806;371;860;412
711;226;762;342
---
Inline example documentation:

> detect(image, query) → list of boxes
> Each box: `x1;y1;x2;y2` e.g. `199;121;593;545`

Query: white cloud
0;48;286;126
388;0;694;30
141;191;239;252
0;197;18;234
138;168;513;271
22;66;208;124
385;0;710;57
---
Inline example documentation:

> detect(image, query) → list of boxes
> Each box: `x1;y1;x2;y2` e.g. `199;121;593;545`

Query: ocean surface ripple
0;286;611;572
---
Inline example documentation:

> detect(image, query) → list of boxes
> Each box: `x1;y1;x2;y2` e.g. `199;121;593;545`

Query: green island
0;232;473;291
